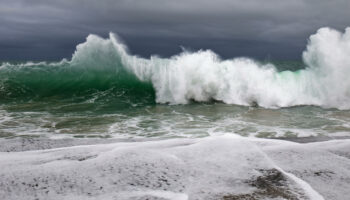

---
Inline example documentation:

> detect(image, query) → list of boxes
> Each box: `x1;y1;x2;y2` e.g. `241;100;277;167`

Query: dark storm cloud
0;0;349;60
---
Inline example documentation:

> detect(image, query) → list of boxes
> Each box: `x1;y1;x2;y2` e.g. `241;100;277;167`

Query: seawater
1;27;350;139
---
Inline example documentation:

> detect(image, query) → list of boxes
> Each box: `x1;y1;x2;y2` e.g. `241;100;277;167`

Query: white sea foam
2;135;349;199
1;27;349;109
66;27;350;109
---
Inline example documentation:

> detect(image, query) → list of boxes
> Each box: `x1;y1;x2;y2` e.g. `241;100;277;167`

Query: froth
2;27;350;109
103;27;350;109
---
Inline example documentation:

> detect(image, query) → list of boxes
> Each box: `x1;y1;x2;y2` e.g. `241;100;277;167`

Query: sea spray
1;27;350;109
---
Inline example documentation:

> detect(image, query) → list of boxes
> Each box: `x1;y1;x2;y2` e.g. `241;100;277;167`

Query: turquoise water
1;61;349;140
1;29;350;140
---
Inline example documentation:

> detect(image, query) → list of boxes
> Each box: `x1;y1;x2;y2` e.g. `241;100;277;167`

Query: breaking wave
1;27;350;109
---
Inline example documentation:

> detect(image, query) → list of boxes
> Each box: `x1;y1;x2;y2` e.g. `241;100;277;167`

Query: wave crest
1;27;350;109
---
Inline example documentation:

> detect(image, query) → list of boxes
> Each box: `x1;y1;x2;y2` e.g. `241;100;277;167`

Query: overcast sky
1;0;349;61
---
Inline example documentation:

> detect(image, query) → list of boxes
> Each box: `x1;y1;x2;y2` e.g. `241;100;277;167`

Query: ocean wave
1;27;350;109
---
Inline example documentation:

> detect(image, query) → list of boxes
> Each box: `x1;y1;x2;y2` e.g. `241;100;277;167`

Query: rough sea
1;27;350;200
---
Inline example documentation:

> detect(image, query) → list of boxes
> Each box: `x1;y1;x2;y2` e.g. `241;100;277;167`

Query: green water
0;60;349;140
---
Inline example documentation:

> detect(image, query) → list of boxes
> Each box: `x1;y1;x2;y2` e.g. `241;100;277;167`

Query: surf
1;27;350;109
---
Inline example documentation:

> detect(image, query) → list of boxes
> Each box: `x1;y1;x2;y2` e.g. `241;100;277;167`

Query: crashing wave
1;27;350;109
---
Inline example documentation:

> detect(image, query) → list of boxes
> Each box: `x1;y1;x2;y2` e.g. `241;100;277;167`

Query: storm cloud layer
1;0;349;60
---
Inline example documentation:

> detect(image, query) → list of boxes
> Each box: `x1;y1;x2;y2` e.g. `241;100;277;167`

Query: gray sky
1;0;349;61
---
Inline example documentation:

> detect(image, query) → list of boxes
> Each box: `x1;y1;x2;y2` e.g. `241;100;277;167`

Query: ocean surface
1;27;350;200
1;28;350;140
1;82;350;140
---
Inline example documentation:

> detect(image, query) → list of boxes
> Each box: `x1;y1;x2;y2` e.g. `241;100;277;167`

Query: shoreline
1;134;349;199
1;134;350;152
